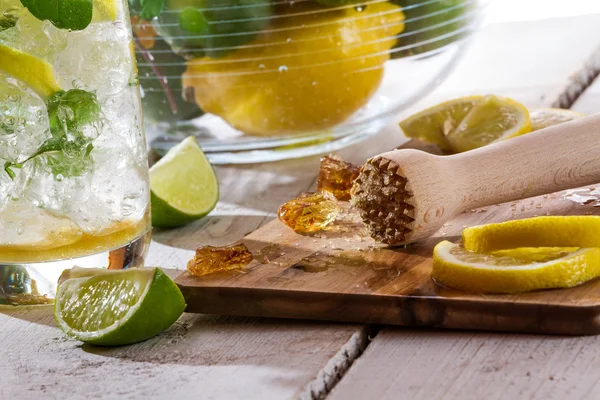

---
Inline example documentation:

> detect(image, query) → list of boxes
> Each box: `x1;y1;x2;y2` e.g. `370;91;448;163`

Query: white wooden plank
0;305;368;400
329;330;600;400
571;62;600;114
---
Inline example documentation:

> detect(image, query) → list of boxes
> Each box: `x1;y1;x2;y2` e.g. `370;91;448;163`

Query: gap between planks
553;44;600;108
299;325;380;400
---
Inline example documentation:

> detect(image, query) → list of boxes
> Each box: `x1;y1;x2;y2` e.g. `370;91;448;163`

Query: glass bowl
130;0;486;164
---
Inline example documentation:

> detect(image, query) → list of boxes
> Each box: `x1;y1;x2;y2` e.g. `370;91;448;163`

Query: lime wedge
150;136;219;228
0;44;61;98
55;268;186;346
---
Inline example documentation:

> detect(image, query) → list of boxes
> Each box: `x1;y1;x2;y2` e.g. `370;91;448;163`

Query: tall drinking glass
0;0;150;304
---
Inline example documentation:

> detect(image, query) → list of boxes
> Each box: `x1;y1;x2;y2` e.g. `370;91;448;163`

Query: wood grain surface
329;329;600;400
0;304;368;400
177;135;600;335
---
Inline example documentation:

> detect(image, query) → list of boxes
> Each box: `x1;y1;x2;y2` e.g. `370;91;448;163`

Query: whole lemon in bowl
182;2;405;136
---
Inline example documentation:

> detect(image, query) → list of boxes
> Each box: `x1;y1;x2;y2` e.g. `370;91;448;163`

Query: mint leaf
158;0;272;59
43;89;101;152
4;162;20;179
3;89;101;180
0;14;18;32
140;0;164;20
46;145;94;178
20;0;93;31
179;7;208;34
128;0;164;21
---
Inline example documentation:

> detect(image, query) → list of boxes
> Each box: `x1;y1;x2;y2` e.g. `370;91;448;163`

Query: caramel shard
278;192;341;234
187;244;253;277
317;154;360;200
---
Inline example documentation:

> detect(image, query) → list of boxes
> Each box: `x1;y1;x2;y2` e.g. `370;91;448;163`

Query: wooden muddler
351;113;600;245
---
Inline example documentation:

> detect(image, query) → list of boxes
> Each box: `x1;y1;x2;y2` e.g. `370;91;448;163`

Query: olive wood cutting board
176;140;600;335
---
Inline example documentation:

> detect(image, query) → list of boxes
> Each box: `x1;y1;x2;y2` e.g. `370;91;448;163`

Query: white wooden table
4;2;600;399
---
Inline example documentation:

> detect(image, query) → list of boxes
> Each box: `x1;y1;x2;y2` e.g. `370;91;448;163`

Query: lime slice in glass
150;136;219;228
55;268;186;346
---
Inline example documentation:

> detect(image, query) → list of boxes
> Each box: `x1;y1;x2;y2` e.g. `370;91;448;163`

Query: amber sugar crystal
317;154;361;200
187;244;253;277
278;192;341;234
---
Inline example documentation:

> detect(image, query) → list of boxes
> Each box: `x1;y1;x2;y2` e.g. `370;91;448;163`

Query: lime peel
55;268;186;346
150;136;219;228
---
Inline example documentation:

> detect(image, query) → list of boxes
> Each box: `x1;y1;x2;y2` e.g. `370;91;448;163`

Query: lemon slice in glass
446;95;531;152
0;44;61;98
432;241;600;294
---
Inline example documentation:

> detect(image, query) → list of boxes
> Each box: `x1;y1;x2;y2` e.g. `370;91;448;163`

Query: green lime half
55;268;186;346
150;136;219;228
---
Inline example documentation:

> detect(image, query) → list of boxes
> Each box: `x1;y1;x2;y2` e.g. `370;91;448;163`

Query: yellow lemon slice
0;44;61;98
529;108;585;131
446;95;531;152
432;240;600;294
490;246;579;262
399;96;482;150
462;216;600;253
